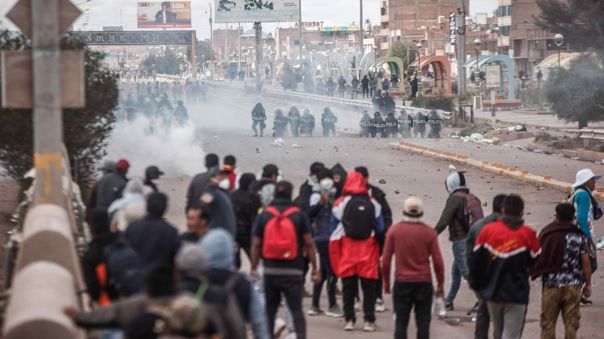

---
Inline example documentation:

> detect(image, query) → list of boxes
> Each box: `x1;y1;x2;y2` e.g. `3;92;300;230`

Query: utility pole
255;21;263;92
225;23;228;63
298;0;303;62
457;0;467;122
359;0;363;56
238;22;242;72
209;1;214;80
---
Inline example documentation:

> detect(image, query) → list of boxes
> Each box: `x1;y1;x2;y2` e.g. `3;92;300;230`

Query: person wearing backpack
329;170;385;332
435;172;484;311
354;166;393;313
199;229;270;339
251;181;320;339
570;169;601;305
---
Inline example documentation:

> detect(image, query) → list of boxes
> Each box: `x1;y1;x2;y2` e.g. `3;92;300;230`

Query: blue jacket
572;188;593;239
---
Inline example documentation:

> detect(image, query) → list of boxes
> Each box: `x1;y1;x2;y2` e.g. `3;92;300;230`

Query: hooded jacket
469;217;541;304
329;171;384;279
531;220;583;279
199;229;270;339
435;172;483;241
230;175;256;246
95;172;128;211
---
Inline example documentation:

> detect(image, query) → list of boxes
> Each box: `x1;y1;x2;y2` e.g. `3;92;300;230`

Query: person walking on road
307;169;343;318
570;168;601;305
351;76;360;99
532;203;592;339
330;171;385;332
300;109;315;137
361;75;370;98
252;103;267;137
383;196;445;339
435;172;484;311
288;106;302;137
251;181;320;339
469;194;541;339
321;107;337;137
465;194;507;339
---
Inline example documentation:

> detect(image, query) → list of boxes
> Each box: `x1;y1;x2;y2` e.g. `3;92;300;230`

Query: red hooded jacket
329;171;384;279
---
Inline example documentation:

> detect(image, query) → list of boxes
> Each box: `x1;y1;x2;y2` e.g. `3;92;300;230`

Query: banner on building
485;65;501;88
137;1;192;28
214;0;300;23
449;12;456;47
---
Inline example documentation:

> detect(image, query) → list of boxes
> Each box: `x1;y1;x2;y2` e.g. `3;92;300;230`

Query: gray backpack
196;275;247;339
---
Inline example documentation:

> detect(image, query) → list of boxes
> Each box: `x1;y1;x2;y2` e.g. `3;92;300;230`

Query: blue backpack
103;238;144;297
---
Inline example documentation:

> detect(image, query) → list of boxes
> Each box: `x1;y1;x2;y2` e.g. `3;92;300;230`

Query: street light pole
359;0;364;57
554;33;564;68
299;0;303;62
416;41;422;96
474;38;481;86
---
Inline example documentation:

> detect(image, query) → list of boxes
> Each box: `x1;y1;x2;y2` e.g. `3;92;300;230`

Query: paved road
111;87;604;338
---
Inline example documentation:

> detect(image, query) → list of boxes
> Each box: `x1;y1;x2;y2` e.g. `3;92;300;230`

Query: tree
0;30;118;190
389;41;418;71
536;0;604;56
544;54;604;128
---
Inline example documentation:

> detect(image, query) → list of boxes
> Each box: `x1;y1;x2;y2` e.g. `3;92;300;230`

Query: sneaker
580;297;593;306
307;306;323;316
274;318;288;338
375;298;387;313
445;300;454;311
363;322;378;332
325;304;344;318
344;321;355;331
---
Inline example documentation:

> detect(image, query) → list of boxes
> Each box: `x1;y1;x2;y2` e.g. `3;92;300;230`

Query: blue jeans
446;240;469;303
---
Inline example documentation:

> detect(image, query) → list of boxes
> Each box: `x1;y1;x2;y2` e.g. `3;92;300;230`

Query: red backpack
262;207;300;260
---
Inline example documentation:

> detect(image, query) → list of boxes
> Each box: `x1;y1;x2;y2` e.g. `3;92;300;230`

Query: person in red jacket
330;170;384;332
383;196;444;339
222;154;238;192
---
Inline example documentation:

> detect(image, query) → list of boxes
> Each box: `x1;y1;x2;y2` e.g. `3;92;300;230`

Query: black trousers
265;274;306;339
475;299;490;339
342;275;377;323
393;282;433;339
312;241;337;308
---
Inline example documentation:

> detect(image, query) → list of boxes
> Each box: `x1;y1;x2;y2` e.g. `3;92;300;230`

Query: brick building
386;0;469;53
498;0;563;78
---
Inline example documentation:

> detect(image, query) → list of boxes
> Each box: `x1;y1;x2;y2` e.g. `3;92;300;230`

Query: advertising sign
215;0;300;23
485;65;501;88
449;12;456;47
137;1;192;28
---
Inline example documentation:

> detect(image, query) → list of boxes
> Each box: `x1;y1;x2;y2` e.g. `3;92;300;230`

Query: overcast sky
0;0;498;39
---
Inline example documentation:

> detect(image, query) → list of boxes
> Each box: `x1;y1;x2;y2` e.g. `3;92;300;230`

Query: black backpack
197;275;247;339
342;195;377;240
103;238;144;297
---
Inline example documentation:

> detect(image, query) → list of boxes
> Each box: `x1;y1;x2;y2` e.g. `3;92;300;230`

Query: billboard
485;65;501;88
137;1;192;28
215;0;300;23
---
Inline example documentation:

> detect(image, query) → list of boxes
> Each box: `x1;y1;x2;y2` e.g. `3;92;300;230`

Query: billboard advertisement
215;0;300;23
137;1;192;28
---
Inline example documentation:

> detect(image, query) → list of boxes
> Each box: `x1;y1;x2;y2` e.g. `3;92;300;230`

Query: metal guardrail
208;81;452;120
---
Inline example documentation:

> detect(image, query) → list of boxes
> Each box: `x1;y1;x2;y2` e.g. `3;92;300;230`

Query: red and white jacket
329;171;384;279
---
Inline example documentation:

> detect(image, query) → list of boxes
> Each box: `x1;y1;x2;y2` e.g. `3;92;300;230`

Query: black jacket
125;215;180;266
204;185;237;237
82;232;120;302
95;172;128;211
186;167;217;210
230;188;256;246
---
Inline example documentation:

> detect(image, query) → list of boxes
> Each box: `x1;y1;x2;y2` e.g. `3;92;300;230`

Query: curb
389;140;604;200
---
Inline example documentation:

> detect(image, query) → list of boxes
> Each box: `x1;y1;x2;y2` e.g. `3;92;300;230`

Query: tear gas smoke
105;117;204;177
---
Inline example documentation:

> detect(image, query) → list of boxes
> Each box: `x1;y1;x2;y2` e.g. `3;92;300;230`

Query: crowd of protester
75;152;598;339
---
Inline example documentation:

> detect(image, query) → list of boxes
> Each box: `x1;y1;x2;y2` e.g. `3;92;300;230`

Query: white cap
573;168;601;188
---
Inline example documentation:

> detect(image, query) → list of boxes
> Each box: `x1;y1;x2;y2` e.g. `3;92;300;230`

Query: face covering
218;178;230;190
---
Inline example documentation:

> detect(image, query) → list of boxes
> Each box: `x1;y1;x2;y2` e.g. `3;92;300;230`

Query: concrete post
31;0;64;207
